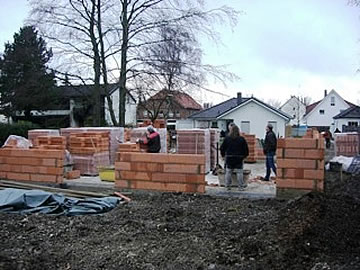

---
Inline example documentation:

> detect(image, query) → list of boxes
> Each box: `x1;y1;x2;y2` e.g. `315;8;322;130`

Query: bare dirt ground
1;172;360;270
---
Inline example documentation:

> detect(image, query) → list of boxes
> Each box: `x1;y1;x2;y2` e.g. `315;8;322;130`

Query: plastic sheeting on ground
0;188;122;216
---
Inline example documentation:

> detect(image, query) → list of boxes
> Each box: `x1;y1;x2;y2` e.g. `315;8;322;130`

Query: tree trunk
119;0;128;127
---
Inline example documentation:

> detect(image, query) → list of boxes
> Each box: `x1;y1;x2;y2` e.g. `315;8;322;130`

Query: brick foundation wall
0;149;64;183
115;152;206;193
276;136;325;193
241;133;256;163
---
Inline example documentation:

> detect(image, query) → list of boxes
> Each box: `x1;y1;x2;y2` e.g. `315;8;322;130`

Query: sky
0;0;360;106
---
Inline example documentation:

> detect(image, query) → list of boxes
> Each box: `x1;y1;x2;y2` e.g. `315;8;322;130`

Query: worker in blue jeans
261;124;277;181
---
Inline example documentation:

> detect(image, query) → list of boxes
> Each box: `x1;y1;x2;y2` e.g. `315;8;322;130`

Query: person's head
228;122;234;131
147;125;155;134
266;124;273;132
229;124;240;138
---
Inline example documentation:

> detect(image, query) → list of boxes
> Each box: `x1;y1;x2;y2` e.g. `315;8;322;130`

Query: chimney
237;92;242;105
324;89;327;97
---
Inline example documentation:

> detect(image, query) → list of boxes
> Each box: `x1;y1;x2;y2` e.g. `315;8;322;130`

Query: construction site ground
2;144;360;269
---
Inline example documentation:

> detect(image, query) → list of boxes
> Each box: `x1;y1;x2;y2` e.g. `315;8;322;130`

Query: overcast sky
1;0;360;106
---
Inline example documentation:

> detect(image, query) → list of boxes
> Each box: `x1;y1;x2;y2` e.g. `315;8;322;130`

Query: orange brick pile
335;133;360;157
276;136;325;192
209;129;220;170
115;153;206;193
176;129;211;173
241;133;256;163
255;139;266;160
0;149;64;183
138;119;166;129
69;132;110;176
28;129;60;146
118;143;141;152
35;136;66;151
65;170;81;180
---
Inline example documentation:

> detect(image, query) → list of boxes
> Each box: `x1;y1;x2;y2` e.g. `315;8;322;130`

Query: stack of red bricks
118;143;141;153
0;148;64;183
115;152;206;193
276;134;325;193
209;129;220;170
335;133;360;157
176;129;211;173
255;139;266;160
60;127;124;165
35;136;67;151
69;132;110;175
129;128;167;153
28;129;60;146
241;133;256;163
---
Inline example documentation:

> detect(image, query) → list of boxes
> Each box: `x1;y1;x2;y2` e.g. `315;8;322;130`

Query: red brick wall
276;135;325;192
115;152;206;193
0;149;64;183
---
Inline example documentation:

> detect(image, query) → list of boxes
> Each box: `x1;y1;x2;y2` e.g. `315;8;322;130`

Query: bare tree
29;0;239;127
266;99;282;109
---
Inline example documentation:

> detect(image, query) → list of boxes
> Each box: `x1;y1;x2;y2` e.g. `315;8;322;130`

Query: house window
211;121;218;128
330;96;335;106
240;121;250;134
159;111;164;118
319;109;325;115
176;111;180;117
348;121;359;127
168;111;174;117
143;110;148;117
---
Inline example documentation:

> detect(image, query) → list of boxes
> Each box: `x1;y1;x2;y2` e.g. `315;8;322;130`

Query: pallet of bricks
209;129;220;171
68;131;110;176
241;133;256;163
177;129;211;173
334;133;360;157
28;129;60;146
276;130;325;196
60;127;124;165
129;127;167;153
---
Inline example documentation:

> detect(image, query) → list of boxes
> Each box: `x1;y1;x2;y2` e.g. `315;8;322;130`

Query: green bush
0;121;40;146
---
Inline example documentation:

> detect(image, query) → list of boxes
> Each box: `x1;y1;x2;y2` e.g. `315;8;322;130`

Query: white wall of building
280;97;306;125
104;89;137;126
219;100;288;138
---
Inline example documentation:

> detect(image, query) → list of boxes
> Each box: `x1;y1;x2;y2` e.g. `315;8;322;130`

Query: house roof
56;83;136;102
279;95;305;110
189;96;291;120
333;106;360;119
148;90;202;110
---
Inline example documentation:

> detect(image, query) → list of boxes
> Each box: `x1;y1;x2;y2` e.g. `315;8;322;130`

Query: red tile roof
150;90;202;110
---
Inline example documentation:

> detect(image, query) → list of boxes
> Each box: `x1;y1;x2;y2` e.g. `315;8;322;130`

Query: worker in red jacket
138;125;161;153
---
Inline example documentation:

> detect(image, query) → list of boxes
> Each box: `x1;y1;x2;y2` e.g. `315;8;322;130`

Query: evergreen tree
0;26;56;121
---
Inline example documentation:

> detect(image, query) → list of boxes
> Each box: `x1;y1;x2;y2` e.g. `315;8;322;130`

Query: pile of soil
1;174;360;270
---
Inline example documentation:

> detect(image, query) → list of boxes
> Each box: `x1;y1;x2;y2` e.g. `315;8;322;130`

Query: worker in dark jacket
262;123;277;181
139;125;161;153
220;124;249;190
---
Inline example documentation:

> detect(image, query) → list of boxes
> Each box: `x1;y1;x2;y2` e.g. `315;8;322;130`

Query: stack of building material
28;129;60;146
276;135;325;197
335;133;360;157
0;148;64;183
176;129;210;173
255;139;266;160
35;136;67;151
129;128;167;153
60;127;124;165
241;133;256;163
69;132;110;175
118;143;141;152
209;129;220;170
115;152;206;193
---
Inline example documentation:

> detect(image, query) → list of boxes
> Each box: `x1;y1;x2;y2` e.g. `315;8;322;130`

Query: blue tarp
0;188;121;216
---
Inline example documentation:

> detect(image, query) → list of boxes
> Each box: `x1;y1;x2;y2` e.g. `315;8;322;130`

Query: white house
333;105;360;132
303;89;355;132
279;96;306;126
104;88;137;127
189;93;291;138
